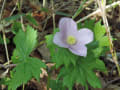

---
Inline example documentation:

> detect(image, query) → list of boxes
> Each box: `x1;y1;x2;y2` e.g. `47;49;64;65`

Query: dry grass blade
96;0;120;76
77;1;120;23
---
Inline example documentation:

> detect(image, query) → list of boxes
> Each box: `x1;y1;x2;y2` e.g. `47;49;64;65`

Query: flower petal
77;28;93;44
59;17;78;41
53;32;68;48
59;17;77;32
69;43;87;57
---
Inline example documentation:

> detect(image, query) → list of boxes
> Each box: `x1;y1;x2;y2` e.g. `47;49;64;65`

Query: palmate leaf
93;21;109;48
8;26;46;90
57;42;107;90
49;79;66;90
12;25;37;62
93;21;106;40
8;58;46;90
46;20;109;90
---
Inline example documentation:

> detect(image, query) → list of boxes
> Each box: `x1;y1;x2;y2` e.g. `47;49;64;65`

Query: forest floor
0;0;120;90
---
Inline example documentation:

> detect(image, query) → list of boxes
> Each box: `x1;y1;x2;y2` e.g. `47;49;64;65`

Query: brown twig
103;77;120;88
0;64;16;69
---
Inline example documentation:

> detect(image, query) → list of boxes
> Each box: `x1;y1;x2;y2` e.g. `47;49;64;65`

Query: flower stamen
66;36;76;45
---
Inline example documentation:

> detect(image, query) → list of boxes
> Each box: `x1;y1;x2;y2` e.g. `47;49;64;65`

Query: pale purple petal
59;17;78;40
53;32;68;48
59;17;77;32
69;43;87;57
77;28;93;44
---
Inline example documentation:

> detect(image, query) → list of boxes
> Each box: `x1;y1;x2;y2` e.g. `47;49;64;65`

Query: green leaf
49;80;66;90
9;25;46;90
8;57;46;90
4;14;25;21
11;49;23;63
13;25;37;61
0;77;10;85
58;55;105;90
25;14;38;26
86;71;101;88
93;21;106;40
12;22;22;34
77;19;95;30
83;19;96;30
99;36;109;47
93;47;103;57
55;11;72;17
46;20;108;90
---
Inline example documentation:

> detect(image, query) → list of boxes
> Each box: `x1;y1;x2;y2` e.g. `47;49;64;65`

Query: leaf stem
22;84;25;90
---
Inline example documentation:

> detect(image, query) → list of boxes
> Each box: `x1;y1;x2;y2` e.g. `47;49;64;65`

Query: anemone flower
53;17;93;57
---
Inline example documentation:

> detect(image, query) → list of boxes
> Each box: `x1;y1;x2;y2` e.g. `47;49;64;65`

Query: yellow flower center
66;36;76;45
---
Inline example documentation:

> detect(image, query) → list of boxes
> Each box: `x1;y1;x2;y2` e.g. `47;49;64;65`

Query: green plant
7;26;46;90
46;20;109;90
